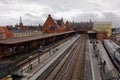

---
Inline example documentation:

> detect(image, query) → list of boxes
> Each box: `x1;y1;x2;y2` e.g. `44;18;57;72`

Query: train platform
84;40;93;80
97;40;120;79
85;39;120;80
21;35;80;80
97;40;114;72
84;40;101;80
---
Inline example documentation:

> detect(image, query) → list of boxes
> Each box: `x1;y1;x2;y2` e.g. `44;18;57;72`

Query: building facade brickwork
0;26;12;39
43;15;66;34
65;21;73;31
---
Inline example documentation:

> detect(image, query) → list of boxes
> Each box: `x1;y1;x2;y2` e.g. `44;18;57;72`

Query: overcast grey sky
0;0;120;27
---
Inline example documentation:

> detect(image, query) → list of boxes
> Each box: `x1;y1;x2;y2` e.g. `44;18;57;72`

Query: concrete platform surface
97;40;114;72
22;35;80;80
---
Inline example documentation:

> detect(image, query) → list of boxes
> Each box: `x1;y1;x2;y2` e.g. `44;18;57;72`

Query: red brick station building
0;15;74;59
0;14;111;79
0;14;109;59
43;14;73;33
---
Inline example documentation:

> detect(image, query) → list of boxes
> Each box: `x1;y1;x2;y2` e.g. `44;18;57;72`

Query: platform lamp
113;51;116;57
38;45;43;63
28;56;33;70
38;52;41;63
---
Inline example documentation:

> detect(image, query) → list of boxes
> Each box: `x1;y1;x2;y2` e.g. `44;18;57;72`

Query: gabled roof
72;22;93;28
10;29;34;33
94;22;112;24
45;14;65;28
54;19;62;26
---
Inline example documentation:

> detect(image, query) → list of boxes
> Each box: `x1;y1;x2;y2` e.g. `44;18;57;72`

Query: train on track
104;39;120;72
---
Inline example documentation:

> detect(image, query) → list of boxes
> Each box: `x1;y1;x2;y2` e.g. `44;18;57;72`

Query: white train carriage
104;39;120;72
104;40;116;59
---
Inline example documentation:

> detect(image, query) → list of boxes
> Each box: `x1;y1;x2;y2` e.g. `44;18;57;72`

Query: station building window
2;46;16;55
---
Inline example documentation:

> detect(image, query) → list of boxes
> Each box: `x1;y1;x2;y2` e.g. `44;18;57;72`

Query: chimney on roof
61;17;63;21
90;19;92;23
48;14;51;17
66;20;68;23
72;17;75;23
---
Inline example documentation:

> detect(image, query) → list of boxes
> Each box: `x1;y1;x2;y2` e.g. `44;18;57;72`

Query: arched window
50;26;55;30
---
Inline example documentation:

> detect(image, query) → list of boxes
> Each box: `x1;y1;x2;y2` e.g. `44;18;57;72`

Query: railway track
37;35;86;80
0;34;78;79
70;35;86;80
15;34;77;68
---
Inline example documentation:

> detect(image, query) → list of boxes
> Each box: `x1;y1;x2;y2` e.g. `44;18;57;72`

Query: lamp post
38;45;43;63
38;52;41;63
28;56;32;70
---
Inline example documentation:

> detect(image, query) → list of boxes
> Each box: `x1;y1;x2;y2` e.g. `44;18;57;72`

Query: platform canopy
0;31;75;44
87;30;97;33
